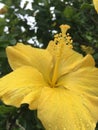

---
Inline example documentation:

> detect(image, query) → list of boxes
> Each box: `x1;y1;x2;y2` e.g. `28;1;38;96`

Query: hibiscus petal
38;87;97;130
58;66;98;95
6;43;53;82
93;0;98;13
0;66;47;109
57;64;98;122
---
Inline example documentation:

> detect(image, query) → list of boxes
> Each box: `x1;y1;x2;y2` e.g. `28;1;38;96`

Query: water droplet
55;126;58;130
86;124;90;128
79;118;82;121
48;123;52;130
78;126;82;129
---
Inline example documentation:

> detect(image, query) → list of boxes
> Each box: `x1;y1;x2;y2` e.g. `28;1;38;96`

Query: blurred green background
0;0;98;129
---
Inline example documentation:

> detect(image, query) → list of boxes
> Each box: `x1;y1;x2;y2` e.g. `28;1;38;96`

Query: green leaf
81;3;93;10
0;50;6;58
63;6;76;19
93;53;98;60
0;104;15;115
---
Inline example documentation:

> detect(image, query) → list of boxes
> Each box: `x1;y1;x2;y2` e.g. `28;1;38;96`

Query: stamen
51;24;73;87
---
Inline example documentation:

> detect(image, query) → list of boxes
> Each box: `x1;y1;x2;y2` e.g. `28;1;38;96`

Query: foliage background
0;0;98;129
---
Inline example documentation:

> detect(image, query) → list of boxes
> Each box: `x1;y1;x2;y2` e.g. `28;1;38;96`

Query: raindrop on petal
86;124;90;128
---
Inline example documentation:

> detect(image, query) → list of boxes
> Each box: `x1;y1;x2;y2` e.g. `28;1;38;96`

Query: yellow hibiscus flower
93;0;98;13
0;25;98;130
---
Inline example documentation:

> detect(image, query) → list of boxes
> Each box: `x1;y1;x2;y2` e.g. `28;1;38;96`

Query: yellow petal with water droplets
93;0;98;13
6;43;53;82
58;66;98;95
0;66;47;109
57;59;98;121
38;87;97;130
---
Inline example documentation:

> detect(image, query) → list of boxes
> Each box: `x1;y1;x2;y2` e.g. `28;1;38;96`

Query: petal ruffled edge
0;66;47;109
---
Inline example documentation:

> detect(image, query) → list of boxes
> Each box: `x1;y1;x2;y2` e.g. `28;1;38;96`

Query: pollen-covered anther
53;24;73;48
